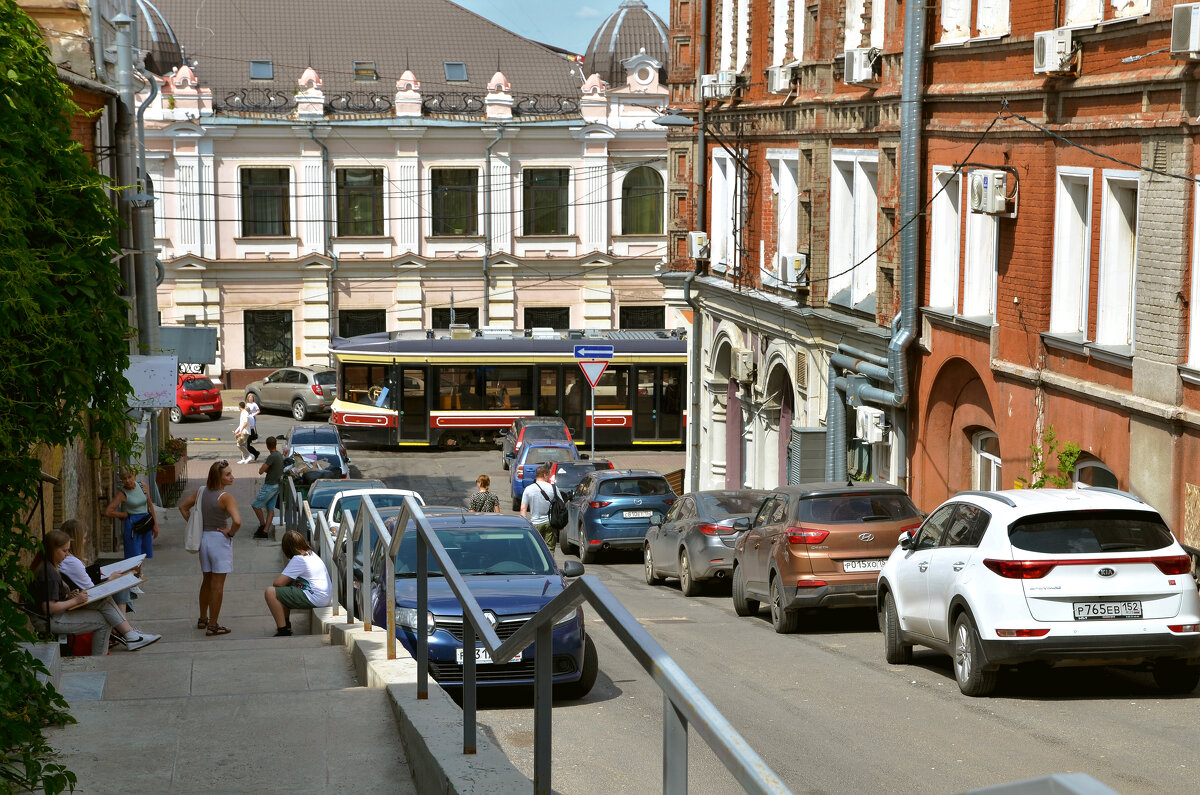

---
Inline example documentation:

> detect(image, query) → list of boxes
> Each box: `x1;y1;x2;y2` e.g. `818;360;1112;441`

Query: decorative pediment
571;122;616;141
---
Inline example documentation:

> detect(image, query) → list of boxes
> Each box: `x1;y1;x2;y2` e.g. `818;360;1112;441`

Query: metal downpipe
825;363;847;481
684;271;701;492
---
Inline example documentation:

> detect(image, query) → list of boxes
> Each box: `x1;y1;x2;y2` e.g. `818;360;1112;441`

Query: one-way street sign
573;344;614;359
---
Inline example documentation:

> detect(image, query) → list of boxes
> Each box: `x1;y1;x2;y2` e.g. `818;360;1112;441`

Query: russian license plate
455;647;522;665
197;405;214;411
624;510;653;519
1073;601;1143;620
842;558;887;572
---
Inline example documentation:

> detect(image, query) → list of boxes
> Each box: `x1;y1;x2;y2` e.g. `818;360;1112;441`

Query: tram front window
342;364;389;406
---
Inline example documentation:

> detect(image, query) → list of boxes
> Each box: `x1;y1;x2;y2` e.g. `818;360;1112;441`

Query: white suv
877;488;1200;696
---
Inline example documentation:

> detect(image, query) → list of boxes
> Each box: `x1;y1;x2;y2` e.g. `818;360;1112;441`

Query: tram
329;329;687;449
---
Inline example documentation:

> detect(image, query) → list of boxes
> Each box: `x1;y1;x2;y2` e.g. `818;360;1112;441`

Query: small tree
1014;426;1081;489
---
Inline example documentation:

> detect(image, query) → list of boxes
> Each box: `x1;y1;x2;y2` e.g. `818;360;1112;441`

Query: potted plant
156;436;188;485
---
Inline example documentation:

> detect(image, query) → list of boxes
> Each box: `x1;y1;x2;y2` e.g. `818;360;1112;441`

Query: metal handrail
348;493;789;794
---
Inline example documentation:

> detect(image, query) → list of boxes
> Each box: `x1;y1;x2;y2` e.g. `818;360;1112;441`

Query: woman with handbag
103;469;159;559
178;460;241;636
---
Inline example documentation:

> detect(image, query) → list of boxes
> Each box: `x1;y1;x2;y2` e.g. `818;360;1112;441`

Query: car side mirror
733;517;750;531
561;560;584;578
580;453;590;460
650;511;664;525
898;531;915;550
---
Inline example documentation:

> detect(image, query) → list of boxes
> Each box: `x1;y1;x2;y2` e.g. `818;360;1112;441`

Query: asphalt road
185;443;1200;794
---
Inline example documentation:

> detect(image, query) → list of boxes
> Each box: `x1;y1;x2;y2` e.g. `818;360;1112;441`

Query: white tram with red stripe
329;329;687;449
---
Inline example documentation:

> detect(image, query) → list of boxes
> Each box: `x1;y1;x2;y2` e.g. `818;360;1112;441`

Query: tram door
633;366;684;442
397;368;428;443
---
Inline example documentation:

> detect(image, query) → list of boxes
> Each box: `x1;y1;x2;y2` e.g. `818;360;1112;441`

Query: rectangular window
710;149;742;273
1096;172;1138;348
249;60;273;80
244;310;292;368
444;62;468;82
336;168;384;236
594;365;629;410
772;0;789;65
976;0;1010;37
522;169;570;235
620;305;665;329
338;309;386;339
962;202;997;318
483;366;530;410
844;0;884;49
430;168;479;236
353;61;377;81
437;367;481;411
240;168;290;237
524;307;570;329
432;307;478;329
929;168;961;311
939;0;1009;42
1064;0;1102;27
828;150;878;307
766;153;799;288
341;364;389;405
1050;168;1093;336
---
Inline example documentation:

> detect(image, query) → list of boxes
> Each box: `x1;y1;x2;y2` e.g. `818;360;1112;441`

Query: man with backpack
520;463;567;552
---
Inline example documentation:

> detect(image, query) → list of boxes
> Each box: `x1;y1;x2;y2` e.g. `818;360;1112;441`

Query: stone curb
310;605;528;794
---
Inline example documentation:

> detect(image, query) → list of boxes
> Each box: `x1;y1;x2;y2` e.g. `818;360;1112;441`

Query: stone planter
155;456;187;485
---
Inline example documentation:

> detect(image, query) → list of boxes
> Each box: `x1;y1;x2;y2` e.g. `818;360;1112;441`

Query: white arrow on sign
578;359;608;388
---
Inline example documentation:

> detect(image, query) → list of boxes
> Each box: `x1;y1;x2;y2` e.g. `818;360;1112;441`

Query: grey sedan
644;490;770;596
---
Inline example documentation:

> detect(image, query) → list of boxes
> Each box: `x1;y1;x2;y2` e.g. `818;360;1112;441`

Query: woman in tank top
179;460;242;636
103;468;159;559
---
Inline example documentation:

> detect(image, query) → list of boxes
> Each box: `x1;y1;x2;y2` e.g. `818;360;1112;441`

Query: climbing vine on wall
0;0;136;790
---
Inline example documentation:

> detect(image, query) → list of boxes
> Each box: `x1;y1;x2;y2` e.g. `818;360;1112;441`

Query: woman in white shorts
179;460;241;636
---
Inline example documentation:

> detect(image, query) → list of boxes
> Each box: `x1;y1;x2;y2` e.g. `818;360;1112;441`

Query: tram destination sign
573;344;614;359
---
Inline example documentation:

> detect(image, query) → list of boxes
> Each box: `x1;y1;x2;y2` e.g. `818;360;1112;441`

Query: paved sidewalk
47;456;416;793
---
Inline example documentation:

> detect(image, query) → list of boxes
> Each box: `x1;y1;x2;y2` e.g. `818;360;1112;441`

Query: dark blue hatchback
369;511;596;697
562;469;677;563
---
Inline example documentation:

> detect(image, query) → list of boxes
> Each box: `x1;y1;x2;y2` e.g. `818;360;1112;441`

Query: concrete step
22;642;60;686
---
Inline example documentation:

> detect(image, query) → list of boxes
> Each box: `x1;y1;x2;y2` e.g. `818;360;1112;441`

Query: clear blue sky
451;0;670;55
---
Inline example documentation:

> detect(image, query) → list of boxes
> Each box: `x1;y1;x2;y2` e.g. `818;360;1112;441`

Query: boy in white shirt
264;530;331;636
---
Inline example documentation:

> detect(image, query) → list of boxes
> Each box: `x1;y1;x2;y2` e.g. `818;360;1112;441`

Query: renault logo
858;533;875;543
1097;567;1116;578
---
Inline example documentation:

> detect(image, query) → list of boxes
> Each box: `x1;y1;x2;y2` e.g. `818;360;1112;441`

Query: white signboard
126;355;178;408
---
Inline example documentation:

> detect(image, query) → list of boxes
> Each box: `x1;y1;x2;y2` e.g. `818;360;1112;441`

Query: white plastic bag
185;487;204;553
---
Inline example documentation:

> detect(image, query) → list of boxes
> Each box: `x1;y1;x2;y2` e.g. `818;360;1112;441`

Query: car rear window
797;493;921;524
307;481;384;510
292;428;340;445
598;477;671;497
528;447;576;464
699;493;766;517
182;377;214;391
1008;509;1175;554
314;371;337;386
524;425;569;440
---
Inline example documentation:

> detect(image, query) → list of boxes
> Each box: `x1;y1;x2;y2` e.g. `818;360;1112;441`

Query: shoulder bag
185;488;205;553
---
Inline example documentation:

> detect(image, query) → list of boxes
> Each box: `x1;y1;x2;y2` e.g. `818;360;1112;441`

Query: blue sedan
561;469;677;564
370;511;597;697
510;443;580;511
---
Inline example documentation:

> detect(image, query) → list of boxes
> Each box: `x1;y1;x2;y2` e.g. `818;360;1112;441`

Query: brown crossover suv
732;483;923;633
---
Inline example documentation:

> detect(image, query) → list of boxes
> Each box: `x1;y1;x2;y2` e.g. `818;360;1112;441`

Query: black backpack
539;484;569;530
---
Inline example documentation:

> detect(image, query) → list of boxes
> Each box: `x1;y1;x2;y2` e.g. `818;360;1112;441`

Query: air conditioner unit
1033;29;1073;74
1172;3;1200;58
700;71;738;99
781;253;808;286
687;231;709;259
732;348;754;383
968;170;1007;214
844;48;875;85
766;64;795;94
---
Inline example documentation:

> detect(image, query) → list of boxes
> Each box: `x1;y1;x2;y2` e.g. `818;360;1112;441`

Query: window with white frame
770;0;808;65
929;168;961;312
736;0;749;72
1064;0;1148;27
845;0;884;50
240;167;290;237
1073;457;1118;488
335;168;384;236
939;0;1010;44
1095;171;1138;348
710;149;743;273
972;431;1002;490
828;150;878;306
717;0;734;71
962;172;996;317
621;166;663;235
765;151;799;288
1050;168;1093;336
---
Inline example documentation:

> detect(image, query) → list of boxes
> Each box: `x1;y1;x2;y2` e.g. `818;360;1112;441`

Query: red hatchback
172;375;223;423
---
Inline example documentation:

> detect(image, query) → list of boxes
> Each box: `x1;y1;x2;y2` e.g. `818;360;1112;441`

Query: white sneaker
237;457;250;464
131;586;145;595
124;632;161;651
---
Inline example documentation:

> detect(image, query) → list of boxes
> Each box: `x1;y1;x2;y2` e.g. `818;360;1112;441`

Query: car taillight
995;629;1051;638
312;384;323;397
899;521;922;534
983;559;1057;579
1153;555;1192;575
698;523;725;535
796;580;827;588
664;498;676;505
1169;624;1200;633
589;501;611;509
786;527;829;545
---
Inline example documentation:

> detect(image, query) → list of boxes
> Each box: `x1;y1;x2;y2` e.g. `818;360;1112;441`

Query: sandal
205;624;231;636
196;617;208;629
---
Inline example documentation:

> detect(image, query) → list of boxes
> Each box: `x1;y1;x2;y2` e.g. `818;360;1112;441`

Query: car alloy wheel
291;399;308;421
169;406;183;424
679;549;700;597
644;545;663;585
578;524;595;564
952;613;997;696
769;576;800;634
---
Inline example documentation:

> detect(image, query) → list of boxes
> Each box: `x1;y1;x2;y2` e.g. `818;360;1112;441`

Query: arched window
622;167;663;235
972;431;1002;490
1073;457;1118;489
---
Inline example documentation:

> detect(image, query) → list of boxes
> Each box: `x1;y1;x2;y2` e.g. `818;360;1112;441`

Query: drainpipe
309;127;335;361
682;0;710;494
825;0;926;488
114;14;138;307
91;1;111;83
135;61;160;354
483;126;504;327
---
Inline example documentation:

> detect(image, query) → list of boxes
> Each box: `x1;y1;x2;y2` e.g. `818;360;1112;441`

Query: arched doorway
761;359;795;489
919;358;997;506
706;340;733;491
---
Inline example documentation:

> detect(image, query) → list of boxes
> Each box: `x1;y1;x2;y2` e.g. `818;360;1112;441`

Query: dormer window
444;62;468;82
354;61;377;81
249;60;273;80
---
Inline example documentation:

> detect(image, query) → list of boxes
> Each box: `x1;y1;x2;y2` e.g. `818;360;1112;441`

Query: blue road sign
574;344;614;359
